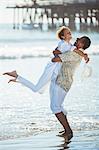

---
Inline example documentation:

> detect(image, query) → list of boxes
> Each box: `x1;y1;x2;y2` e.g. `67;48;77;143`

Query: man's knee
50;103;61;114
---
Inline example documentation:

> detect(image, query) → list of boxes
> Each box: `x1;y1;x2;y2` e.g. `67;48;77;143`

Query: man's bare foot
59;130;64;134
3;70;18;78
67;132;73;141
57;132;69;143
58;131;73;141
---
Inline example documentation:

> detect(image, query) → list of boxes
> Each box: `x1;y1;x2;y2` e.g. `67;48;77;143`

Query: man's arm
52;50;88;63
73;49;89;63
58;51;78;62
52;51;77;63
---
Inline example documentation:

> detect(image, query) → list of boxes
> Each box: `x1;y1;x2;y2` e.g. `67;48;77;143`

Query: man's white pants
50;78;67;115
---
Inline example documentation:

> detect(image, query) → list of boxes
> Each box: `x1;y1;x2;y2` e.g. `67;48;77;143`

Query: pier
6;0;99;31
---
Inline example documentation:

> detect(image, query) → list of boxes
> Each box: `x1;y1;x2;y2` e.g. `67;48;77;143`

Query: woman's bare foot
3;70;18;78
8;78;17;83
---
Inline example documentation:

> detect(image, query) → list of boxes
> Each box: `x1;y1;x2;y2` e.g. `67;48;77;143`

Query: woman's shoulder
58;40;64;47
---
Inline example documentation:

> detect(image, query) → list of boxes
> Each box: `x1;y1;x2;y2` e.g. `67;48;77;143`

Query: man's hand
53;49;62;55
84;53;90;63
52;56;62;62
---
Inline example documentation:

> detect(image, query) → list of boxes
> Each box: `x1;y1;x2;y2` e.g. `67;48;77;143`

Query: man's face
74;38;84;49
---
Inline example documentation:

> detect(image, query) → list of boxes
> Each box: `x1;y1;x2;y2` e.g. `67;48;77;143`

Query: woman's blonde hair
57;26;71;40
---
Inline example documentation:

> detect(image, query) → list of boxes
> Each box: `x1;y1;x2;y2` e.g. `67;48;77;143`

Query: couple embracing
3;26;91;142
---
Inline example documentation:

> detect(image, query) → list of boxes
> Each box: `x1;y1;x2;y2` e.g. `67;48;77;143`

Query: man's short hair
81;36;91;50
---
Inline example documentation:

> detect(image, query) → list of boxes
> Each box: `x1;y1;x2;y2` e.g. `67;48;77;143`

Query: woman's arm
52;49;89;63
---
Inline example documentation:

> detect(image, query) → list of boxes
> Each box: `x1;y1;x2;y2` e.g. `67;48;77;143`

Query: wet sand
0;131;69;150
0;130;99;150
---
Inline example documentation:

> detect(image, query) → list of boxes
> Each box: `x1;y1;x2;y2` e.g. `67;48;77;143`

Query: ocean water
0;24;99;149
0;23;99;59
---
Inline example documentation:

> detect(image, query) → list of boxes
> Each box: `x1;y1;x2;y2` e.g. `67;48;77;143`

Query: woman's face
63;29;72;41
